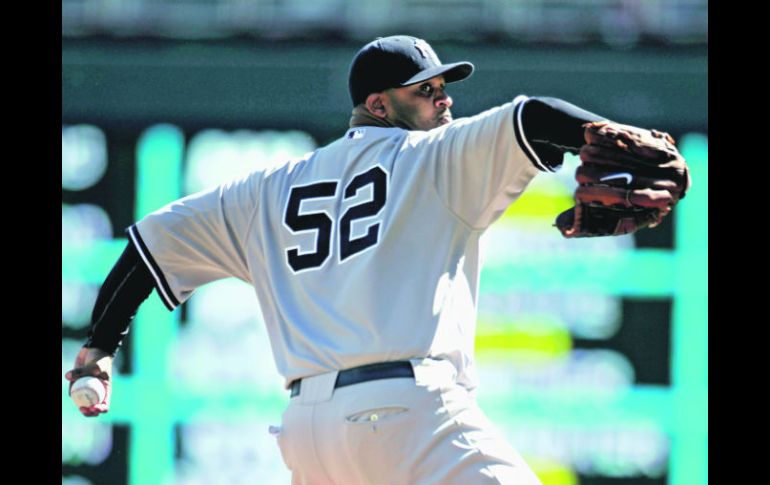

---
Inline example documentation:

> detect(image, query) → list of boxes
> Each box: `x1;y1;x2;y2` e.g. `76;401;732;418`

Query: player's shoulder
340;126;406;145
261;126;412;186
304;126;407;164
404;96;530;145
268;151;314;174
453;96;529;129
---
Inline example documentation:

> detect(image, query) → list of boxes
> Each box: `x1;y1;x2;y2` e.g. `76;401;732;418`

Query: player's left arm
417;95;606;229
518;97;690;238
516;96;607;172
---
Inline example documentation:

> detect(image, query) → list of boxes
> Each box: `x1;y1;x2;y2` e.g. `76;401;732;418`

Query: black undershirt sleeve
85;241;156;356
518;96;607;172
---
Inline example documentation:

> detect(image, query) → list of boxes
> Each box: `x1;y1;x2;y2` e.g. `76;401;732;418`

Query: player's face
382;75;453;131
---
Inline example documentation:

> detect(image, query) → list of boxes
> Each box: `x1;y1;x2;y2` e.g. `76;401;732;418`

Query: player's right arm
64;241;156;416
65;170;263;417
129;171;260;310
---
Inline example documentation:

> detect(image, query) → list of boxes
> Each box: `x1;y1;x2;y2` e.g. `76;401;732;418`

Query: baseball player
65;35;689;484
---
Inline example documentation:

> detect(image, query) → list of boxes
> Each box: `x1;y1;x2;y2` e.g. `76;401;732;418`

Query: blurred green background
62;1;707;484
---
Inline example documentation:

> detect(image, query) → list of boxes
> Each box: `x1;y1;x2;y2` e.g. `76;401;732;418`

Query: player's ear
364;93;388;119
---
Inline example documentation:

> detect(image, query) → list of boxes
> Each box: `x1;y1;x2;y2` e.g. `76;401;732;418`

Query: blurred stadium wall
62;2;707;485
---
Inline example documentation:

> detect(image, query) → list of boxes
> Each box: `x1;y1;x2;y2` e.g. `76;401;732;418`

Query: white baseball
70;376;106;408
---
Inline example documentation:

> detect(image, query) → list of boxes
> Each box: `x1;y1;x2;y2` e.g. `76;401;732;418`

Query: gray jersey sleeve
407;95;540;229
127;171;261;310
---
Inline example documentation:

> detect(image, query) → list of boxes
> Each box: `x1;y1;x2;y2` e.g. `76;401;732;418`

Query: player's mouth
438;115;452;126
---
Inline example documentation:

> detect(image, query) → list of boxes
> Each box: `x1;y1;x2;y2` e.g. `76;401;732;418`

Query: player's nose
436;94;453;109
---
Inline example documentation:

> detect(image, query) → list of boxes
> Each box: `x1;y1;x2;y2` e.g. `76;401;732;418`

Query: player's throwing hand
65;347;113;417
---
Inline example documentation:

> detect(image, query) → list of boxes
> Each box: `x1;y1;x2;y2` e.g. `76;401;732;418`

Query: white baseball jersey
128;95;541;392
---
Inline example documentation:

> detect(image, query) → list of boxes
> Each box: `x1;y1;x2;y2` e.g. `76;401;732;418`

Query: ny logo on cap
413;39;441;65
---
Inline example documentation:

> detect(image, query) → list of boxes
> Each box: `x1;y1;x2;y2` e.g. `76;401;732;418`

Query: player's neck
349;105;398;129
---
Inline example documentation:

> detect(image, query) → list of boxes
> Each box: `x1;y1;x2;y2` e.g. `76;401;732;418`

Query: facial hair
387;96;450;131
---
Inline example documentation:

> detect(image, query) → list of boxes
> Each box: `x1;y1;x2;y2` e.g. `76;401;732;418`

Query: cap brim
399;62;474;87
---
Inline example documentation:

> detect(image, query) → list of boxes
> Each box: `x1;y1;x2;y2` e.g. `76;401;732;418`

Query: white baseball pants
272;358;542;485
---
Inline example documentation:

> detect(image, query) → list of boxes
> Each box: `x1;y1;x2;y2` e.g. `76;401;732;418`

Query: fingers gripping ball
555;121;691;238
70;376;107;408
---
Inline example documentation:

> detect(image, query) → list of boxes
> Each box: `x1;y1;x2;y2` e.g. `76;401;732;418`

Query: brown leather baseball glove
555;121;691;238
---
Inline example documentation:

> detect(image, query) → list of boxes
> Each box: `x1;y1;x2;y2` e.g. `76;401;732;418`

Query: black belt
290;361;414;398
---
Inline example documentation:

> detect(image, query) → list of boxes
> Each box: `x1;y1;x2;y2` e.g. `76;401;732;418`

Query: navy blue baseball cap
348;35;474;106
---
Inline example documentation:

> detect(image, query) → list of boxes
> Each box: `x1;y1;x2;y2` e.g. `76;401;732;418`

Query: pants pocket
343;405;413;483
345;406;409;424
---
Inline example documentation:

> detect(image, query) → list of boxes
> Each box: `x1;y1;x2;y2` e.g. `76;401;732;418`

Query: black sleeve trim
126;225;180;311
